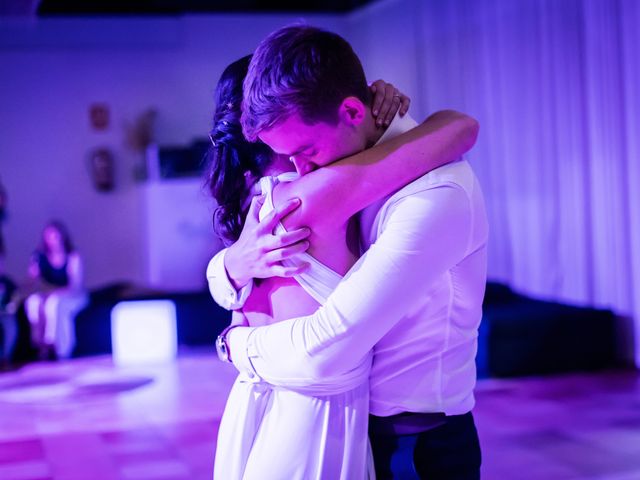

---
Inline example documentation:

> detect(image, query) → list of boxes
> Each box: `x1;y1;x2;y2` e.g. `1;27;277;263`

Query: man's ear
338;96;366;126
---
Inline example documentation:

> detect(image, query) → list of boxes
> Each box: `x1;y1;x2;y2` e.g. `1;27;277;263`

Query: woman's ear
338;96;366;126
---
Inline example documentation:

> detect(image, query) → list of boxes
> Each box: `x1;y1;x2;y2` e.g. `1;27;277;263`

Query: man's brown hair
241;24;370;141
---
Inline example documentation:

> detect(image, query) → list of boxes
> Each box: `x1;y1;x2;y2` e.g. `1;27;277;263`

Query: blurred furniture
477;282;618;377
0;274;18;366
73;283;229;358
111;299;178;366
10;283;229;362
0;311;17;365
10;281;618;377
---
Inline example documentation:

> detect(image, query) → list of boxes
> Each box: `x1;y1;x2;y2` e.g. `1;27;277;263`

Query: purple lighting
0;0;638;478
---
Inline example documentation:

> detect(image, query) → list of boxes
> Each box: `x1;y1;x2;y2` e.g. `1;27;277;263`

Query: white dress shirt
207;114;489;416
207;249;253;310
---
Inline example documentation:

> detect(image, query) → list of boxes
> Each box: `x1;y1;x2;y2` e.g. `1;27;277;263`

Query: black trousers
369;412;482;479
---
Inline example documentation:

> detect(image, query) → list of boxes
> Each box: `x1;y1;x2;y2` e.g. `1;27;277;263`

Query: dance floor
0;352;639;480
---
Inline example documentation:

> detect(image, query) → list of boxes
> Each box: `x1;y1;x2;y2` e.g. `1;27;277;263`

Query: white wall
141;177;220;292
345;0;425;120
0;13;344;289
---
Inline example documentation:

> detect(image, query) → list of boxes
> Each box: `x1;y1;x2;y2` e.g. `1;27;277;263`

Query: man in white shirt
208;25;488;479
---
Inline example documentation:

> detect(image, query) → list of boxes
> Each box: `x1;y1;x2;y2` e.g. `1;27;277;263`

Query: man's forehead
259;118;315;155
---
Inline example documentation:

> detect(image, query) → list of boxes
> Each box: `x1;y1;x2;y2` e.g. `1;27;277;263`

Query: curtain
402;0;640;364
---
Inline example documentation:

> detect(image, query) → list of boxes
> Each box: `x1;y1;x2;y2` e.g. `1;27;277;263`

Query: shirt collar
374;112;419;146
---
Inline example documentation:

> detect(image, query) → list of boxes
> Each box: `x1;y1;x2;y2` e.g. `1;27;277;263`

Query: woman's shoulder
270;171;299;198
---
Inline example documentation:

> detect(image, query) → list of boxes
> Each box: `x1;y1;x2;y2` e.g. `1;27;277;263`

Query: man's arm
228;184;474;384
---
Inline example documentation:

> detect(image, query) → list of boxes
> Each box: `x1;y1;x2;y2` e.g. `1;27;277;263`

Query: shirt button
247;372;255;379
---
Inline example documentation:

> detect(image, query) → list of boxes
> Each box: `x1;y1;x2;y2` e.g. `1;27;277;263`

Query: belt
369;411;448;436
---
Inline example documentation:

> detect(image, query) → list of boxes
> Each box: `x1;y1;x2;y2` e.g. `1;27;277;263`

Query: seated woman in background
25;220;87;360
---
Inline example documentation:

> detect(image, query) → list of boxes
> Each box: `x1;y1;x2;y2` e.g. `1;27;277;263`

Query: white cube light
111;300;177;366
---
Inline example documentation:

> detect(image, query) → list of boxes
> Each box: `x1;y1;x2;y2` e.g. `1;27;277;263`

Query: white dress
214;173;374;480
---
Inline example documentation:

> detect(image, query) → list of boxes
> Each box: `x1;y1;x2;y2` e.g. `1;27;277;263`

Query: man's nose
290;156;313;176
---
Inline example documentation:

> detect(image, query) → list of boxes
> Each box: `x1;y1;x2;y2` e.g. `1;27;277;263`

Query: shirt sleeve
228;184;473;385
206;249;253;311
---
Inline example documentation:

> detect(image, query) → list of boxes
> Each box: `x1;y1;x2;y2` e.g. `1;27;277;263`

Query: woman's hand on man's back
224;195;311;289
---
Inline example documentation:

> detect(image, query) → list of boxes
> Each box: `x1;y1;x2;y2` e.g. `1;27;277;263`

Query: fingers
379;86;400;126
370;79;385;117
259;197;301;234
399;93;411;117
270;262;311;278
375;82;397;127
264;240;310;263
270;227;311;249
371;80;412;124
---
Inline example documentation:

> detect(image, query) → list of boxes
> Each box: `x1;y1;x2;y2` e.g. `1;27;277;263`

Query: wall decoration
124;109;157;181
89;147;115;192
89;103;110;131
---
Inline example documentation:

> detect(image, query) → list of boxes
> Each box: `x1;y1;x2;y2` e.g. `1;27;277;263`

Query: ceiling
33;0;379;16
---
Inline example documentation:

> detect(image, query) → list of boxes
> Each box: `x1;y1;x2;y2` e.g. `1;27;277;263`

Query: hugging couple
206;24;488;480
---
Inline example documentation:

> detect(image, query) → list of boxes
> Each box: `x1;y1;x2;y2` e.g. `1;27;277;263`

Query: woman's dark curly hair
205;55;273;245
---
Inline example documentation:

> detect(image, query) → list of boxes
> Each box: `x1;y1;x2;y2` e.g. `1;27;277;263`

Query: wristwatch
216;325;239;363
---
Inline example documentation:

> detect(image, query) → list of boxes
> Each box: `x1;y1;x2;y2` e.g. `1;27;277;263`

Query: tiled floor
474;371;640;479
0;352;236;480
0;353;638;479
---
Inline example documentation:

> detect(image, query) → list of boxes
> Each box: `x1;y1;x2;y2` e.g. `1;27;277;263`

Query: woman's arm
28;253;40;279
276;110;479;234
66;252;83;291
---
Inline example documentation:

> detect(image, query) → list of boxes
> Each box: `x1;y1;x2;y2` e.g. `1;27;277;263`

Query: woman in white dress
206;56;475;479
